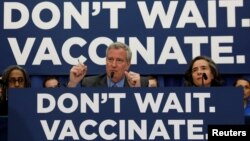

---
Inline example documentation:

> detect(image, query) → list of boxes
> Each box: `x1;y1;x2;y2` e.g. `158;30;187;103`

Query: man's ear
125;62;131;71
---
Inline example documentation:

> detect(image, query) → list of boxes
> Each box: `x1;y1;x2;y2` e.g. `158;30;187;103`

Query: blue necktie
112;83;117;87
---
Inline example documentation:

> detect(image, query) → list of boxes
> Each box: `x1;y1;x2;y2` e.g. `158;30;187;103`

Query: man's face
44;79;60;88
106;48;130;82
8;69;25;88
235;79;250;100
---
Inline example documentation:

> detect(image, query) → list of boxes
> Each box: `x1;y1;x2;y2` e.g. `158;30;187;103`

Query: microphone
202;73;207;87
202;73;208;80
111;72;114;79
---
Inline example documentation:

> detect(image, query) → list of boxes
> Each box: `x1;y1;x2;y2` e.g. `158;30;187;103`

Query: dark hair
106;42;132;63
233;77;250;86
0;76;7;115
0;76;4;102
184;56;223;86
1;65;31;88
42;76;60;88
0;77;3;88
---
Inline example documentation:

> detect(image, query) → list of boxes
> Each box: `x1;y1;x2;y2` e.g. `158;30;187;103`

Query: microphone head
202;73;208;80
110;72;114;79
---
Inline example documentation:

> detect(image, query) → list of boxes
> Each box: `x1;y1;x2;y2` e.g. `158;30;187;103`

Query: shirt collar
107;77;125;87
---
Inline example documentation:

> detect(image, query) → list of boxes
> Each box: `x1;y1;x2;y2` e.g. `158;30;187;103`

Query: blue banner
8;87;244;141
1;0;250;75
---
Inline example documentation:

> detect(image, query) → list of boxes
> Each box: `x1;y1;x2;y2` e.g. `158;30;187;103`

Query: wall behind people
1;0;250;76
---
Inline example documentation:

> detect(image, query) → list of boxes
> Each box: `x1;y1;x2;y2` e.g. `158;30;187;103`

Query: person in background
233;77;250;116
0;76;3;102
0;76;7;141
0;76;7;115
148;75;158;87
0;65;31;115
67;42;148;87
184;56;223;87
43;76;60;88
0;65;31;140
2;65;31;89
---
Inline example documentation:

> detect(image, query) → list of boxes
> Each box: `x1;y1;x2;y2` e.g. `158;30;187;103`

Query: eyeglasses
8;77;25;84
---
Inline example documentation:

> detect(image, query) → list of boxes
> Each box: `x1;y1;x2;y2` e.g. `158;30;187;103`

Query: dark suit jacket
81;73;149;87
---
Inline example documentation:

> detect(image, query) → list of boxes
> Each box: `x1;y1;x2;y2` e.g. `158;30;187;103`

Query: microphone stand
202;76;204;87
111;72;114;79
202;73;207;87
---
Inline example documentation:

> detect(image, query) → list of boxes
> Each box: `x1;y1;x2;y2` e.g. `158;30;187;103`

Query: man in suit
67;42;148;87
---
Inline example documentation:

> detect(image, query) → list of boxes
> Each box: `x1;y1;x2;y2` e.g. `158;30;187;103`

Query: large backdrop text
1;0;250;75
